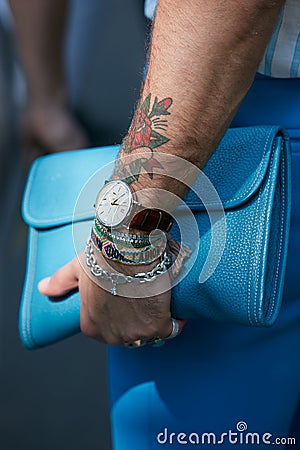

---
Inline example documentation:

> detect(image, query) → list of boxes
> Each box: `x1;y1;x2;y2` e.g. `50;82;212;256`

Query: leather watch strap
129;208;173;232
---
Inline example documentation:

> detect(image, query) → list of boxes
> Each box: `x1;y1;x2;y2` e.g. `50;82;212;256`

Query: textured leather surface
19;126;291;349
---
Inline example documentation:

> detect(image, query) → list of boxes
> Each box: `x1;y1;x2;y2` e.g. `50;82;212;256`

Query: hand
38;252;186;346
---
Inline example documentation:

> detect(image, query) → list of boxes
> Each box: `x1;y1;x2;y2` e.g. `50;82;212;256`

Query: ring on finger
147;318;180;347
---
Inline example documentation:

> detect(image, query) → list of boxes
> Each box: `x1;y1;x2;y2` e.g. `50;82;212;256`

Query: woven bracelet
94;219;151;248
91;228;164;265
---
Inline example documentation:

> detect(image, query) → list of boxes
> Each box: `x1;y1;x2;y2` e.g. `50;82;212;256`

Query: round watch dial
95;181;132;227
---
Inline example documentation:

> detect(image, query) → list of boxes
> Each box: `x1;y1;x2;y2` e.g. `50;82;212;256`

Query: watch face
95;181;132;227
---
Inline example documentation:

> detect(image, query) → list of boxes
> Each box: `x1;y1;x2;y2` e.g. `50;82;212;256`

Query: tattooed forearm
111;0;283;207
113;94;172;185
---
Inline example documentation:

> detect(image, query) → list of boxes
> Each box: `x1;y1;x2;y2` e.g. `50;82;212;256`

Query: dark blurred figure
0;1;19;217
0;1;148;449
10;0;149;155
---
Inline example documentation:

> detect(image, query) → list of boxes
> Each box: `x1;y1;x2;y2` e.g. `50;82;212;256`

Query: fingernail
38;277;51;293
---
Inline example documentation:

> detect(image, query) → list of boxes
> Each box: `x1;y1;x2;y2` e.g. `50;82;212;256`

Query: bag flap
22;146;119;228
184;125;284;210
22;126;284;228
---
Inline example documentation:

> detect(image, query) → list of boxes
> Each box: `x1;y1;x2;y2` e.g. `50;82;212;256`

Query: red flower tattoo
123;94;172;153
126;109;152;150
119;93;173;184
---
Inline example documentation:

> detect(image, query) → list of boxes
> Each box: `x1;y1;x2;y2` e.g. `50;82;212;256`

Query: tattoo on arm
113;94;172;185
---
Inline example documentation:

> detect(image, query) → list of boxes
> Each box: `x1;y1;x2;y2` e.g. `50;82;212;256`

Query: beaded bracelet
95;219;151;248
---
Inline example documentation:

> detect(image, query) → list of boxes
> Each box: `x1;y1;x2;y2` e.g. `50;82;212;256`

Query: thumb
38;257;80;297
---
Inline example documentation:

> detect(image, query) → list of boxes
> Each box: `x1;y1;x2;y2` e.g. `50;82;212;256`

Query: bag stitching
247;128;275;325
267;149;285;321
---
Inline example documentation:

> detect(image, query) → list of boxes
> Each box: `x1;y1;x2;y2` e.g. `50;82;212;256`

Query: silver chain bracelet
85;238;172;296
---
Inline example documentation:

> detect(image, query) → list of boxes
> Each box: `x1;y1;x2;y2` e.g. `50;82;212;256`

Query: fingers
122;318;188;348
38;257;80;297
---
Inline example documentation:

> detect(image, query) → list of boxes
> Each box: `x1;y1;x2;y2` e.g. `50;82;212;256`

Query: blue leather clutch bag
20;126;291;349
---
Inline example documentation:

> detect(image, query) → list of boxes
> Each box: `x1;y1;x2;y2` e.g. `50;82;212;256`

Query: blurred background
1;1;300;449
0;1;148;449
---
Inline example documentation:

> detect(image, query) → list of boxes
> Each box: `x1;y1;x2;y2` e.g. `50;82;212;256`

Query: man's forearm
116;0;284;203
39;0;286;342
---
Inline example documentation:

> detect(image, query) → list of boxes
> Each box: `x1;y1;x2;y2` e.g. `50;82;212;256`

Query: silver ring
165;318;180;340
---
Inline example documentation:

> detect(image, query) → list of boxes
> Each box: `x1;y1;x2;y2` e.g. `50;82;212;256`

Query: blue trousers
108;76;300;449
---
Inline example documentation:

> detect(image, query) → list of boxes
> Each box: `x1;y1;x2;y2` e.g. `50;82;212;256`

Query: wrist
85;238;172;298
